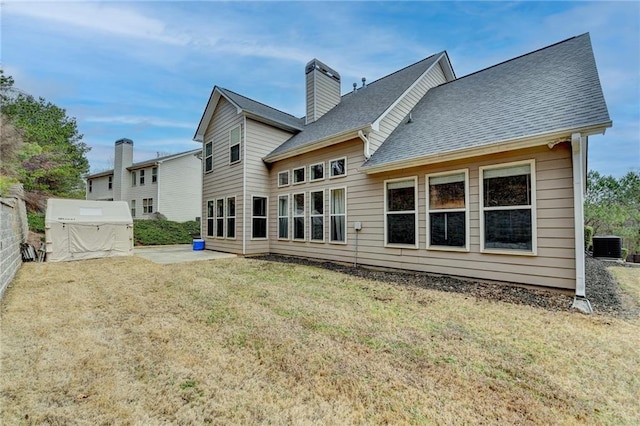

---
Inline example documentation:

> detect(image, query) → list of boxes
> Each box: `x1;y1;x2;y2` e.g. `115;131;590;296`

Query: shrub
134;219;200;246
584;226;594;251
28;211;45;233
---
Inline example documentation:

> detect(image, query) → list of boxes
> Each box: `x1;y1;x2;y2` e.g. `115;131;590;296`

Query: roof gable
193;86;304;141
363;33;612;171
264;52;453;161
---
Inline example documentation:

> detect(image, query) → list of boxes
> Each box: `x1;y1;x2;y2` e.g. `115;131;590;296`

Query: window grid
310;190;324;242
143;198;153;214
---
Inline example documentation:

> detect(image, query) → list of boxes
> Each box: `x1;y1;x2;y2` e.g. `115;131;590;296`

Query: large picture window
330;188;346;243
252;196;268;239
427;170;469;250
480;161;536;253
310;190;324;242
215;199;224;238
206;200;214;237
278;195;289;239
229;126;241;164
204;141;213;172
385;178;417;247
226;196;236;239
293;192;305;240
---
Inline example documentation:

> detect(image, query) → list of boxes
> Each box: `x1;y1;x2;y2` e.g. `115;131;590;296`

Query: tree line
1;70;90;207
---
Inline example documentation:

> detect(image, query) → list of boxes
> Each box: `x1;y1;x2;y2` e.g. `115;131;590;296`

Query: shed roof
45;199;133;224
363;33;611;171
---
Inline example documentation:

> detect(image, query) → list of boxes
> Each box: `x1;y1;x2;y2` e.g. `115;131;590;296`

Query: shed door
69;224;117;253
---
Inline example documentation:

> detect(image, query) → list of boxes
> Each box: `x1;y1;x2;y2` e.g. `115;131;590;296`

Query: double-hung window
427;170;469;250
310;162;324;181
204;141;213;172
330;157;346;178
293;192;305;240
140;170;145;185
152;167;157;183
385;177;418;247
480;160;536;254
131;171;137;187
130;200;136;218
229;126;241;164
108;176;113;189
310;190;324;242
143;198;153;214
206;200;214;237
88;180;92;193
278;195;289;239
252;196;268;239
226;196;236;238
330;188;346;243
215;199;224;238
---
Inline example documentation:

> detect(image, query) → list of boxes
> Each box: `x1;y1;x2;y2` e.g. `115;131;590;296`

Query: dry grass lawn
1;256;639;425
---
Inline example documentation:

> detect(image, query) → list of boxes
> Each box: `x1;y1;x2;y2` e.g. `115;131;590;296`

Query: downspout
242;116;247;256
358;130;371;159
570;132;592;313
155;162;160;217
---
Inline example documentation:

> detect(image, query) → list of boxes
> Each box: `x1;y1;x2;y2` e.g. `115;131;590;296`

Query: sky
1;1;639;177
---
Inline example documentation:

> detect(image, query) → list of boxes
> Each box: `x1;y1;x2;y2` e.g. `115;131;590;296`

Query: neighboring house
86;139;202;222
194;34;611;310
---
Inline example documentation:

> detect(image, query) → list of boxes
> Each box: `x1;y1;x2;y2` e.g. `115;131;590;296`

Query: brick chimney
113;138;133;201
305;59;341;125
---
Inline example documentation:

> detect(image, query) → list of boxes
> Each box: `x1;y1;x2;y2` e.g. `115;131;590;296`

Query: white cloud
4;1;189;45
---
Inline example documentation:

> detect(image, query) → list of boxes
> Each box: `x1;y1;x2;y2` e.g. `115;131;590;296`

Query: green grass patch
27;211;45;233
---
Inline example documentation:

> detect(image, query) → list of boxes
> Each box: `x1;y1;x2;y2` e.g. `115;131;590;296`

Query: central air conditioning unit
592;236;623;259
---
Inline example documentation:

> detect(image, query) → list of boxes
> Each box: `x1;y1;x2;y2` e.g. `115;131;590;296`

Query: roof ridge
341;52;441;98
220;87;303;120
449;33;587;84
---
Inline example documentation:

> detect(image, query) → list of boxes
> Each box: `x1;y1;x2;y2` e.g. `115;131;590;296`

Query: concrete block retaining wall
0;190;28;300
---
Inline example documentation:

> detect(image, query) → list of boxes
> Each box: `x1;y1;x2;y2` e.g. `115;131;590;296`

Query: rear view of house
194;34;611;310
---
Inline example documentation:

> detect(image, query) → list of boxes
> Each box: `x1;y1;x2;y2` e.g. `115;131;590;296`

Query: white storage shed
45;199;133;262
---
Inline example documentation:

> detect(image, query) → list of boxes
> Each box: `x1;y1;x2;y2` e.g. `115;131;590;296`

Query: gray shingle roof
264;52;443;161
86;148;201;178
363;34;611;170
218;88;305;131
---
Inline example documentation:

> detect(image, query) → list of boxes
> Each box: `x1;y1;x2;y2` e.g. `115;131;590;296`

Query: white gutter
358;130;371;159
570;132;592;314
361;122;611;175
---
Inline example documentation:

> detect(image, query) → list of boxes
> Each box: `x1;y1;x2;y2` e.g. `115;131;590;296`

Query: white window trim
426;169;470;252
206;199;215;237
204;141;214;173
384;176;419;249
330;186;348;245
277;194;290;241
479;159;537;256
292;167;306;185
309;162;325;182
215;198;225;239
277;170;290;188
329;157;347;179
229;125;242;165
293;191;306;241
140;169;145;186
309;189;325;243
226;195;237;240
152;167;158;183
251;195;269;241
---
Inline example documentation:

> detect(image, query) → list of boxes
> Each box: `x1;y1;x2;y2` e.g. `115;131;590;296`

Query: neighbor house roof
86;148;201;178
362;33;612;172
263;52;452;162
193;86;305;141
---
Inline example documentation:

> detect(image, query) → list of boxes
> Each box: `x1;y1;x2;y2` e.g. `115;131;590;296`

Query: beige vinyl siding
86;175;113;201
244;119;295;255
269;139;577;290
158;154;202;222
369;62;448;154
306;70;340;124
201;97;244;254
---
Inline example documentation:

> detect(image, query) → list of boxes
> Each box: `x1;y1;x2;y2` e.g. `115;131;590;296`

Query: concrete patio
134;244;236;264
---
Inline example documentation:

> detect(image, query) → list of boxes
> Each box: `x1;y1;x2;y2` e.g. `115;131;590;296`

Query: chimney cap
305;58;341;81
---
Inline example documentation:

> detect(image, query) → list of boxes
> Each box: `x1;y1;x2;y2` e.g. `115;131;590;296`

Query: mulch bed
254;254;639;318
